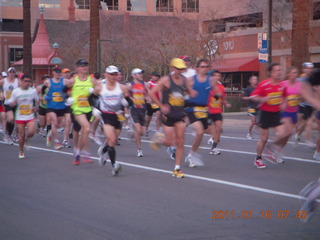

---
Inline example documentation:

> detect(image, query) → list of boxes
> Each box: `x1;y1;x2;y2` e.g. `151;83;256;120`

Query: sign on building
258;33;268;63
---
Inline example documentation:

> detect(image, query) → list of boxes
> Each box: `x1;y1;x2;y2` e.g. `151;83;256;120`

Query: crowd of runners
1;57;320;222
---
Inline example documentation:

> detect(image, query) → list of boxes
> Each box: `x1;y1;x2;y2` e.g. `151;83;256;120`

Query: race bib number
5;90;12;99
267;92;282;106
133;93;145;106
77;96;89;107
287;94;300;107
53;92;63;102
247;108;256;114
117;113;126;122
168;93;184;107
209;99;221;109
194;106;208;119
19;104;32;115
151;103;159;109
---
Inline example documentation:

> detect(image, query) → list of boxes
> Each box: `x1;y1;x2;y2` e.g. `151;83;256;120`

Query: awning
211;57;259;72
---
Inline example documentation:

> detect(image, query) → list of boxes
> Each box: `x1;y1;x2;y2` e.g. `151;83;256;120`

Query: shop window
155;0;173;12
0;19;23;32
39;0;60;8
127;0;146;11
9;48;23;62
313;1;320;20
0;0;22;7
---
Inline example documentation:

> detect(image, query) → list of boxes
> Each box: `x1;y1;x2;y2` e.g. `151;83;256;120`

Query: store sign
258;33;268;63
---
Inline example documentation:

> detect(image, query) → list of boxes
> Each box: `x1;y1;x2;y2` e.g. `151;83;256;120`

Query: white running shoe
137;149;143;157
112;162;122;176
246;133;253;139
185;154;196;168
166;147;176;160
207;138;214;145
209;148;221;155
314;151;320;161
4;135;13;145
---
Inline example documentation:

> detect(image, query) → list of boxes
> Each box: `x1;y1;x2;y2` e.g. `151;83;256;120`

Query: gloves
92;107;102;117
121;98;129;107
65;97;74;106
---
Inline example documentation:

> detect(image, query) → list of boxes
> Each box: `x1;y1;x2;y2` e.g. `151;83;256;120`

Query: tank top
130;81;146;109
3;78;19;105
71;75;93;115
99;81;123;113
185;75;211;114
46;78;66;109
39;84;48;109
162;75;187;119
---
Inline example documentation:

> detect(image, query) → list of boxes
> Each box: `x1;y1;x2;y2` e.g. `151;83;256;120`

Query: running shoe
299;179;320;223
299;200;316;223
292;133;301;147
137;149;144;157
123;125;131;130
89;134;103;145
82;154;94;163
209;148;221;155
166;147;176;160
306;141;316;149
4;135;13;145
46;130;52;146
314;151;320;161
172;169;185;178
112;162;122;176
254;158;266;169
185;154;196;168
12;135;18;143
18;152;25;159
62;140;71;148
246;133;253;139
58;127;64;132
54;142;63;150
98;145;108;166
207;138;214;145
127;129;135;141
73;154;80;165
150;132;165;150
145;131;149;138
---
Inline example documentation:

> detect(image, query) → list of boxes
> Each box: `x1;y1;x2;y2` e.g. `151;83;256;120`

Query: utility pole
268;0;272;64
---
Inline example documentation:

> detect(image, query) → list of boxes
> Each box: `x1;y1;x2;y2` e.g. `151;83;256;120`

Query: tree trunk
291;0;310;70
23;0;33;78
89;0;100;73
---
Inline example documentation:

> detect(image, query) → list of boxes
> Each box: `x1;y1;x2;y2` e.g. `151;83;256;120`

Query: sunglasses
199;65;209;68
79;64;88;67
54;70;61;73
23;80;32;83
110;73;118;76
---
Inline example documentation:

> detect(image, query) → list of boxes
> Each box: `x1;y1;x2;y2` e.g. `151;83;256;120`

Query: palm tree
89;0;100;73
291;0;310;69
23;0;33;77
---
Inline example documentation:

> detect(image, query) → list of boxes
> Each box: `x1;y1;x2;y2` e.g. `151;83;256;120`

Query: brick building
1;0;320;90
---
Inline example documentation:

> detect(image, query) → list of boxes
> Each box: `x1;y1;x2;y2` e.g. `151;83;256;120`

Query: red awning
211;57;259;72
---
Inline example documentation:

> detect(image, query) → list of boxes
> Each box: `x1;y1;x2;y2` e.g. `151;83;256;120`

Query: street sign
258;33;268;63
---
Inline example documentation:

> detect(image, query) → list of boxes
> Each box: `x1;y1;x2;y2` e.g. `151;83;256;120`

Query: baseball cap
62;68;70;73
53;66;61;72
76;59;89;67
151;71;160;77
131;68;144;75
208;69;220;76
17;72;24;79
105;65;119;74
170;58;187;69
2;71;8;77
7;67;16;73
180;55;190;61
302;62;314;68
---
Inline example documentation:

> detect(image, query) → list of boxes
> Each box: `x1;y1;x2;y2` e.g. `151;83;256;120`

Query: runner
94;65;130;176
66;59;98;165
61;68;72;148
145;71;161;137
0;67;19;144
207;70;231;155
6;74;39;158
149;58;190;178
0;73;6;136
180;55;196;78
242;75;259;139
184;59;211;167
44;67;67;150
36;75;50;138
127;68;148;157
250;63;285;168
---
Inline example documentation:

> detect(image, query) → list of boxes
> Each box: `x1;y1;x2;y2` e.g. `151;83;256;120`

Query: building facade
1;0;320;90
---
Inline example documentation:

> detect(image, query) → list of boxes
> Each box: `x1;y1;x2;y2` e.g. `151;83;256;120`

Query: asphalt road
1;112;320;240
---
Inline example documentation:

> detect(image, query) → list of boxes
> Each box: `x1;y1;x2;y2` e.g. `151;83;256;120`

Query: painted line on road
1;141;319;203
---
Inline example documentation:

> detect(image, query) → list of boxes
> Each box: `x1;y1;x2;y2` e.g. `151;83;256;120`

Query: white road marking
1;141;319;203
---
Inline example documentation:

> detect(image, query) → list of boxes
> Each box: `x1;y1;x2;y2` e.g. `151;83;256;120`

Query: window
205;12;262;34
0;0;22;7
313;2;320;20
101;0;119;10
182;0;199;13
9;48;23;62
75;0;90;9
39;0;60;8
0;19;24;32
155;0;173;12
127;0;146;11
